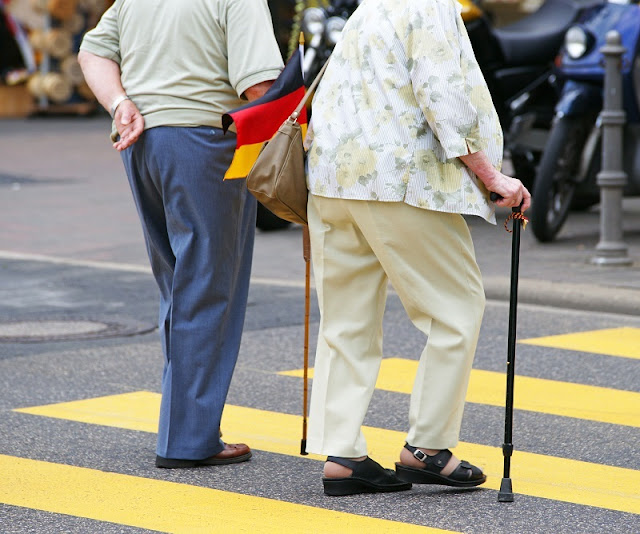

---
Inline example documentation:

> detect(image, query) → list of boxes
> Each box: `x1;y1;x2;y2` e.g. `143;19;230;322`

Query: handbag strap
291;59;331;121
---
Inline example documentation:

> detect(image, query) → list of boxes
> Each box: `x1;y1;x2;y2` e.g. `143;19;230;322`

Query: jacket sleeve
404;0;485;159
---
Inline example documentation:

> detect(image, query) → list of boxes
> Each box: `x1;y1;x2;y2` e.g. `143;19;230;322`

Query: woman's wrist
459;151;498;187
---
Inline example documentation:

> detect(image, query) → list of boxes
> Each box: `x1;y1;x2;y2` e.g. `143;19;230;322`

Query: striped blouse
305;0;503;223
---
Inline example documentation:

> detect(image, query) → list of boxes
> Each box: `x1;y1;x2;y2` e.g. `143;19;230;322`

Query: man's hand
113;100;144;151
78;51;143;151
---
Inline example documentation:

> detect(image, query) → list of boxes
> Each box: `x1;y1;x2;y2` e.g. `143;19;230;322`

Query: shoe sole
395;463;486;487
156;451;252;469
323;477;412;496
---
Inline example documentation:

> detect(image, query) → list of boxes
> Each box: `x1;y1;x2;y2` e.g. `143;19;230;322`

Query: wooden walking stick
298;32;311;455
491;194;528;502
300;225;311;455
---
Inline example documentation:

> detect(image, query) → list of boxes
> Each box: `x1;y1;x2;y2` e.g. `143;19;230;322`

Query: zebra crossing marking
14;392;640;514
519;327;640;360
0;454;444;533
280;358;640;428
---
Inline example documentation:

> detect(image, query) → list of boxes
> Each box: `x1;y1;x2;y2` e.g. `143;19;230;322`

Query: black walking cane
300;225;312;455
490;193;528;502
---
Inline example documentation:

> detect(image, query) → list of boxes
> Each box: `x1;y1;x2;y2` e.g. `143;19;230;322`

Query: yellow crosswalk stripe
520;327;640;360
280;359;640;428
14;392;640;515
0;454;445;533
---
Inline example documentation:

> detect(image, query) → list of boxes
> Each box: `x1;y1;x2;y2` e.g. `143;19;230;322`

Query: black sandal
395;443;486;487
323;456;412;496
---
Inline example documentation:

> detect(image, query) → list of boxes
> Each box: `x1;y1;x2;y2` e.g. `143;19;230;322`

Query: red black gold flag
222;47;307;179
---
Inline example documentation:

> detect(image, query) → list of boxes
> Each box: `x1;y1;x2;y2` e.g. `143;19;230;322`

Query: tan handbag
246;61;329;226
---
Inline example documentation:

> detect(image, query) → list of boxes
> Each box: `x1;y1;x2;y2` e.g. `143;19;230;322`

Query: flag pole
299;31;305;81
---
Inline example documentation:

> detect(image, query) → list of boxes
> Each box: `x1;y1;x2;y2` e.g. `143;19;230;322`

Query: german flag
222;48;307;179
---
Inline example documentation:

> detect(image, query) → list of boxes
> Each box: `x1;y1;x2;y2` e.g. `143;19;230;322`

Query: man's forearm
244;80;274;102
77;51;127;115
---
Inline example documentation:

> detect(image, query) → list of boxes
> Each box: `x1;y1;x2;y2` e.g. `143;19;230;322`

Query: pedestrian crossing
281;358;640;427
13;390;640;515
0;454;449;533
519;327;640;360
3;326;640;531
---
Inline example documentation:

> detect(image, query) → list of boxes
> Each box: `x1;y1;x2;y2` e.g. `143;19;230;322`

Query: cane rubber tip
498;477;514;502
300;439;308;456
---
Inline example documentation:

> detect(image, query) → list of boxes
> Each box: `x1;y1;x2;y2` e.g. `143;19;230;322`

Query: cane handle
490;192;523;213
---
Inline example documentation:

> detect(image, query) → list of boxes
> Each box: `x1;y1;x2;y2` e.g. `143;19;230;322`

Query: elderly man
78;0;283;468
304;0;531;496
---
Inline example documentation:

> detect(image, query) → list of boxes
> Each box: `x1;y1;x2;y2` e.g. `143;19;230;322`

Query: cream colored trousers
306;195;486;458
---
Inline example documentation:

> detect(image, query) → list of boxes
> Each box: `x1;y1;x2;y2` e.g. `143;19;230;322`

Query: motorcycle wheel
256;202;291;231
571;194;600;212
510;150;538;191
531;115;594;242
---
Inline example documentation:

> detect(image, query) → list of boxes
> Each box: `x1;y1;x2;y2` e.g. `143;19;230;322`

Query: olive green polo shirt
80;0;283;139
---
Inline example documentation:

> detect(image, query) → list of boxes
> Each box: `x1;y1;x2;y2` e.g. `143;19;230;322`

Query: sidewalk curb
1;251;637;317
483;276;640;317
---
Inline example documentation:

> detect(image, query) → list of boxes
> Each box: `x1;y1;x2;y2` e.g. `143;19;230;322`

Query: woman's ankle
323;456;367;478
399;447;460;476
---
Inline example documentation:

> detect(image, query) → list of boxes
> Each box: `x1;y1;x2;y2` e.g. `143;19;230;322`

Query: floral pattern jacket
305;0;502;223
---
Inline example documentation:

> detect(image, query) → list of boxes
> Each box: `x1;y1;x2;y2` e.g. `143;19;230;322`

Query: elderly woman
304;0;530;496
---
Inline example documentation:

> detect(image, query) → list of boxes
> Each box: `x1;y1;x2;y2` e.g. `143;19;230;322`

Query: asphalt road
0;116;639;533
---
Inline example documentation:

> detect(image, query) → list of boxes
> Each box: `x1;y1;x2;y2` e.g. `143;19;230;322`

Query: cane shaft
303;224;311;262
301;226;311;455
502;215;521;480
303;258;310;414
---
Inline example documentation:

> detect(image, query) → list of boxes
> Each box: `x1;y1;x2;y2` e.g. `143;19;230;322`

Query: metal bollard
591;31;632;266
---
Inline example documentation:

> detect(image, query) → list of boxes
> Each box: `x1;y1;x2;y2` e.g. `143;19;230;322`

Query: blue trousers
121;126;256;459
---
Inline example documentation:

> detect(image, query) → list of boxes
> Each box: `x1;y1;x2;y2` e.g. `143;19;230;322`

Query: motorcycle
255;0;302;231
252;0;358;231
462;0;602;188
300;0;358;85
530;0;640;242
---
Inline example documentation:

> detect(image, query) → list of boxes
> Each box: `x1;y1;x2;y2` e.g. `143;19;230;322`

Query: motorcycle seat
493;0;597;66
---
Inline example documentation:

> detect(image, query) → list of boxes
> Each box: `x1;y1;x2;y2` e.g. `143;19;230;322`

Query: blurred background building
0;0;543;120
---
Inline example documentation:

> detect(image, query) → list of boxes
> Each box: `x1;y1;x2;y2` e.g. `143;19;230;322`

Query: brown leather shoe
156;443;252;468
